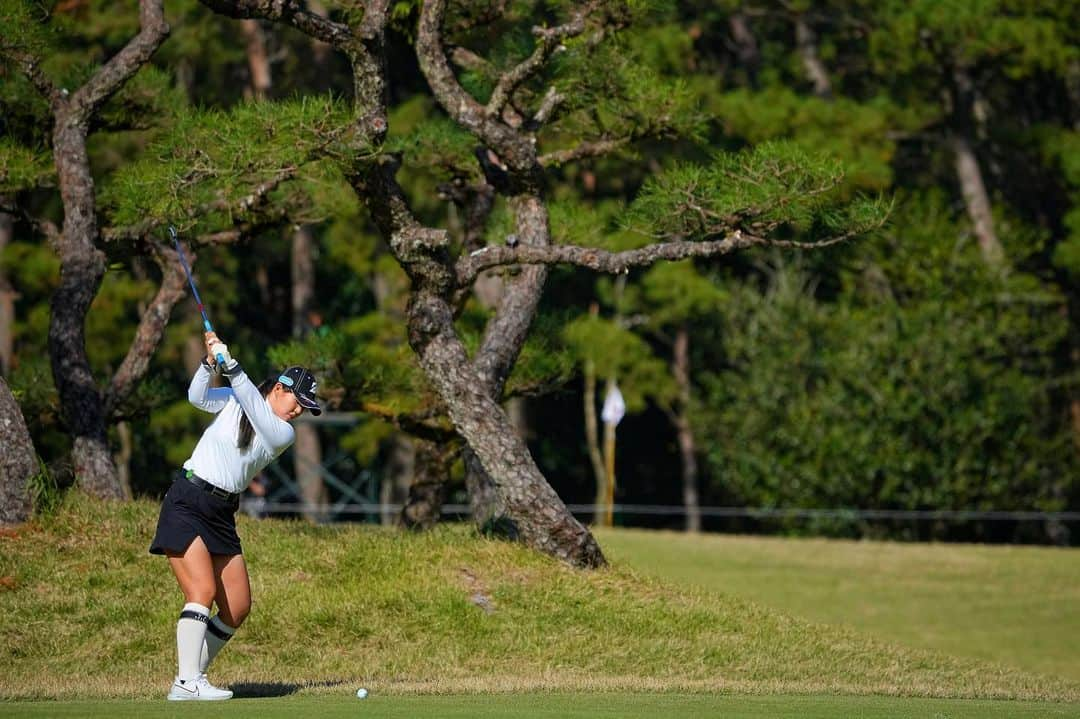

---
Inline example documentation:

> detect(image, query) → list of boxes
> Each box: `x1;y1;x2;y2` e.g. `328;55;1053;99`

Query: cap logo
278;375;295;387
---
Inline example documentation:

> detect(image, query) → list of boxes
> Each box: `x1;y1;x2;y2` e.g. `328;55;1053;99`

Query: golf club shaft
170;226;226;366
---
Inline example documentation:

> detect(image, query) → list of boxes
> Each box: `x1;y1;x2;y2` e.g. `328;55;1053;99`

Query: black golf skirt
149;471;242;557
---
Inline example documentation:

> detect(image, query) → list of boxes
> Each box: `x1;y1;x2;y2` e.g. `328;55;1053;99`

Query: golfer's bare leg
167;536;216;605
165;537;232;699
212;553;251;628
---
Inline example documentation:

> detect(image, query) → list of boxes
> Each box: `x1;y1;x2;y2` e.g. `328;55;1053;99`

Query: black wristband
221;360;243;379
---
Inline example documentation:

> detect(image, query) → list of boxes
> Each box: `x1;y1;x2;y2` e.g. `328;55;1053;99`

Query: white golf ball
356;688;368;699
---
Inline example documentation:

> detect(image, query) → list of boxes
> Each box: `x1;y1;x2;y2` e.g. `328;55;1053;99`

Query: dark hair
237;375;278;451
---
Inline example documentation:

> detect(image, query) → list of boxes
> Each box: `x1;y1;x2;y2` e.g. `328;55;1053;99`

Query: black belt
182;469;239;503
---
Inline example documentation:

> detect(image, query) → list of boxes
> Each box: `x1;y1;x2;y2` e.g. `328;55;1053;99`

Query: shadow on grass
230;679;347;698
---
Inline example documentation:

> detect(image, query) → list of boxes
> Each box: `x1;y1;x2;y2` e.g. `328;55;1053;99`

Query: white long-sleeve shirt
183;364;295;493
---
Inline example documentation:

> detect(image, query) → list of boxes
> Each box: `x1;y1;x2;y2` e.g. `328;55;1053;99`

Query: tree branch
417;0;532;169
69;0;170;121
0;197;60;245
539;136;631;167
456;230;859;286
104;240;187;418
5;48;62;106
197;0;354;48
485;2;599;120
102;166;300;242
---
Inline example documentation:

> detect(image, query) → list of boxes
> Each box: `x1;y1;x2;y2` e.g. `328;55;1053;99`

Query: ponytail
237;376;277;450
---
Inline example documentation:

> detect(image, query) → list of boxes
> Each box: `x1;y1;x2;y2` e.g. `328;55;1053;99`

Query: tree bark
463;193;549;525
600;377;617;528
240;18;272;100
49;110;122;497
0;376;35;525
382;434;414;525
584;358;605;523
104;243;188;417
951;133;1004;267
409;293;604;565
671;326;701;533
291;224;327;521
401;438;453;529
949;65;1005;267
113;421;134;500
357;159;605;567
42;0;169;499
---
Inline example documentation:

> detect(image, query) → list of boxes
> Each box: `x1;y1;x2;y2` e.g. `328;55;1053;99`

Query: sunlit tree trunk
291;225;327;521
600;377;617;528
240;19;272;100
671;326;700;533
949;66;1004;267
583;357;605;521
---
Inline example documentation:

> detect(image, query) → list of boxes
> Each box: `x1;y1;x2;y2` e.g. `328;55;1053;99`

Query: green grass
597;528;1080;681
1;497;1078;705
4;693;1080;718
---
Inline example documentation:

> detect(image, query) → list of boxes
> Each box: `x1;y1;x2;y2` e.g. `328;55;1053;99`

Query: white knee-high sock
176;602;210;682
200;615;237;673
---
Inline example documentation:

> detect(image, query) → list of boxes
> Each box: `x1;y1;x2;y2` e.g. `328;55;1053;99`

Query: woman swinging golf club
150;330;321;701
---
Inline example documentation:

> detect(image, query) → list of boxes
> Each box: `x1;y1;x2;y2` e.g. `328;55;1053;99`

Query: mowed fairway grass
598;528;1080;681
3;498;1080;718
5;693;1080;719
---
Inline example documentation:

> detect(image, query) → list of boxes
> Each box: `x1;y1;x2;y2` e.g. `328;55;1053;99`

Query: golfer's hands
204;331;239;376
204;332;223;367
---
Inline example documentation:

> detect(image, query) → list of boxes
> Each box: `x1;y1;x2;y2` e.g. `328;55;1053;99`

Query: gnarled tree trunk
43;0;169;499
358;160;605;567
50;117;123;499
0;376;35;525
401;438;454;530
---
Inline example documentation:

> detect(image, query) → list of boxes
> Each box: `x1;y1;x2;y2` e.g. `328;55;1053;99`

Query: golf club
170;225;226;366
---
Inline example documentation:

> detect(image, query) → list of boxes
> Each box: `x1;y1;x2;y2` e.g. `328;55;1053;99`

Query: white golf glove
209;342;232;366
207;342;239;377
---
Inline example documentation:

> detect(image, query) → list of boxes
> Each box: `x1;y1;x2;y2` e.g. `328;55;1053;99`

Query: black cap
277;366;322;416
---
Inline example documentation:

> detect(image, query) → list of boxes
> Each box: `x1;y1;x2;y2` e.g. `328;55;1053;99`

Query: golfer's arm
187;364;230;413
228;370;295;450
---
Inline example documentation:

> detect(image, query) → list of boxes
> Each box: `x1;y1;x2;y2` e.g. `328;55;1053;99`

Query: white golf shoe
167;674;233;701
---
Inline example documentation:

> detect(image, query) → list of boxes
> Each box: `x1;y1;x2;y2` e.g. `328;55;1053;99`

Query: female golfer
150;331;321;701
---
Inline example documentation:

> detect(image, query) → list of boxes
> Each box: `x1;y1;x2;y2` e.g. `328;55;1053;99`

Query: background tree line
1;0;1077;554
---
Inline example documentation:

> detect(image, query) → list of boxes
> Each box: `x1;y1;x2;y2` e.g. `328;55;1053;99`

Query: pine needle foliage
543;35;706;159
388;113;479;182
101;96;359;232
625;141;890;242
0;0;56;59
0;137;53;193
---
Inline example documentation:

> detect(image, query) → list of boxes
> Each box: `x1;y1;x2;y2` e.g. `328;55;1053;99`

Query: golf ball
356;688;368;699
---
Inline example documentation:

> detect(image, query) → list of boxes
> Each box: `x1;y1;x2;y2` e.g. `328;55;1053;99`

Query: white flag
601;383;626;426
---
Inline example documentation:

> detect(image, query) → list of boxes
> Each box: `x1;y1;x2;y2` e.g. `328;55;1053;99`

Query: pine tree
5;0;885;565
